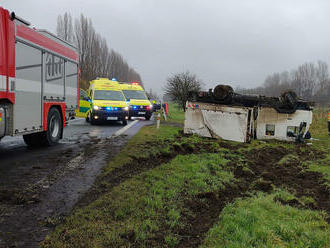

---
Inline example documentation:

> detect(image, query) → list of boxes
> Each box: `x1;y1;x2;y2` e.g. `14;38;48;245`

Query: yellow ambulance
120;83;152;120
86;78;129;125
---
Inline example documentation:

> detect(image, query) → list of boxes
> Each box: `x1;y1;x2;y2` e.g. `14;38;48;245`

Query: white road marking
67;118;85;124
111;120;139;138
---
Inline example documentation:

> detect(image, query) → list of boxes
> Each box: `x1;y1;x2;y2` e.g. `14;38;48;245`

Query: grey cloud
2;0;330;94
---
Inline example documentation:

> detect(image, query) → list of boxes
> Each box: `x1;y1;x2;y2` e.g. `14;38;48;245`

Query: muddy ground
2;126;328;248
174;145;329;248
0;119;151;248
76;133;330;248
87;133;328;248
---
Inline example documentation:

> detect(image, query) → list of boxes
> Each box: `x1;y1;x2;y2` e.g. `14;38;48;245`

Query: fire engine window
265;124;275;136
80;89;88;99
287;126;298;137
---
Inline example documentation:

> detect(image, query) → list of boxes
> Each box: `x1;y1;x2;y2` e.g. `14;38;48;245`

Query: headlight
93;105;99;110
124;106;129;111
149;104;153;108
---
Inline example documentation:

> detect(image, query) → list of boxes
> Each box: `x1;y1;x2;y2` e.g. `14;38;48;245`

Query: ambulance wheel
122;120;128;126
44;107;63;146
145;114;151;120
90;116;97;125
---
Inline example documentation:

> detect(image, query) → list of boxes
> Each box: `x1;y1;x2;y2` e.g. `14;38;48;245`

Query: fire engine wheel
46;108;62;145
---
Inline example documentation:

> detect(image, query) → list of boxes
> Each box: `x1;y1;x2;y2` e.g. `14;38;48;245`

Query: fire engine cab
0;7;79;146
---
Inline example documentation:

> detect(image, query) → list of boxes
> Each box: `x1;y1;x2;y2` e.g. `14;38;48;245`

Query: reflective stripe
328;112;330;121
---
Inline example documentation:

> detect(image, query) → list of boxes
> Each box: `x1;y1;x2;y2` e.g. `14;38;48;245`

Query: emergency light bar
10;12;30;26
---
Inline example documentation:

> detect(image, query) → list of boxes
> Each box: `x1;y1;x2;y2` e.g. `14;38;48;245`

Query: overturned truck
184;85;313;143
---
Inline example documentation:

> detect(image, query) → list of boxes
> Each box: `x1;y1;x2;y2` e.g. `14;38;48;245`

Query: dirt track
106;136;329;248
0;119;151;247
174;144;330;248
1;128;328;247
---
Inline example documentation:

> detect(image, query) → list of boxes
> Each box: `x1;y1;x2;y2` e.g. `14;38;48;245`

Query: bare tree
146;88;159;101
56;13;74;43
239;60;330;105
66;13;142;88
164;71;202;111
316;60;329;95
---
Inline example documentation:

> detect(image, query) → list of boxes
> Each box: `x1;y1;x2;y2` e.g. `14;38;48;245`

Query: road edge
112;120;139;138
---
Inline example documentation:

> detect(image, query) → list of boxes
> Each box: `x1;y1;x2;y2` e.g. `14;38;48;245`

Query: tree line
237;61;330;105
56;13;142;89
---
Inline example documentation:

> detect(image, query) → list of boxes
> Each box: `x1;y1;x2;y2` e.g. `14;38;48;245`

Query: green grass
304;108;330;181
102;124;181;174
167;103;185;124
42;107;330;247
201;192;329;248
42;152;234;247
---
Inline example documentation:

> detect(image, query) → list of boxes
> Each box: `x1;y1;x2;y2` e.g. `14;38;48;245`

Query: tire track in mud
0;136;130;248
75;140;220;210
171;146;329;248
74;138;329;248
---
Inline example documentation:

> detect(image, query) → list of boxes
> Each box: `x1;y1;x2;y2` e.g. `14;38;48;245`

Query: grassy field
42;106;329;248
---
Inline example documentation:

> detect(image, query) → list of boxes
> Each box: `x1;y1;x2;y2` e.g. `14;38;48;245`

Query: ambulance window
287;126;298;137
265;124;275;136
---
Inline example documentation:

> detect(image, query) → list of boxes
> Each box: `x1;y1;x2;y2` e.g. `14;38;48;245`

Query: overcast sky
2;0;330;93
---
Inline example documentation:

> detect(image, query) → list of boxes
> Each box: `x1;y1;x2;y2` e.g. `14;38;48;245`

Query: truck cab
120;83;152;120
0;7;79;146
86;78;129;125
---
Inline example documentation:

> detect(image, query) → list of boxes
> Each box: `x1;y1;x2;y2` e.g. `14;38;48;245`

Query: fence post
165;103;169;116
157;113;161;129
328;111;330;135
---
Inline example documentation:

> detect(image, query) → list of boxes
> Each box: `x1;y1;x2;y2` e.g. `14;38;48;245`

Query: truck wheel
23;108;62;147
23;133;42;147
214;85;233;101
44;107;63;146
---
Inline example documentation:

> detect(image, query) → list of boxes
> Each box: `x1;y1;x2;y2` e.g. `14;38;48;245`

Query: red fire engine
0;7;79;146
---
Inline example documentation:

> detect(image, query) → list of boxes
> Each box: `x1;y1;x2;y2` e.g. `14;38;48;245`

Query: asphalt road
0;117;153;247
1;118;139;150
